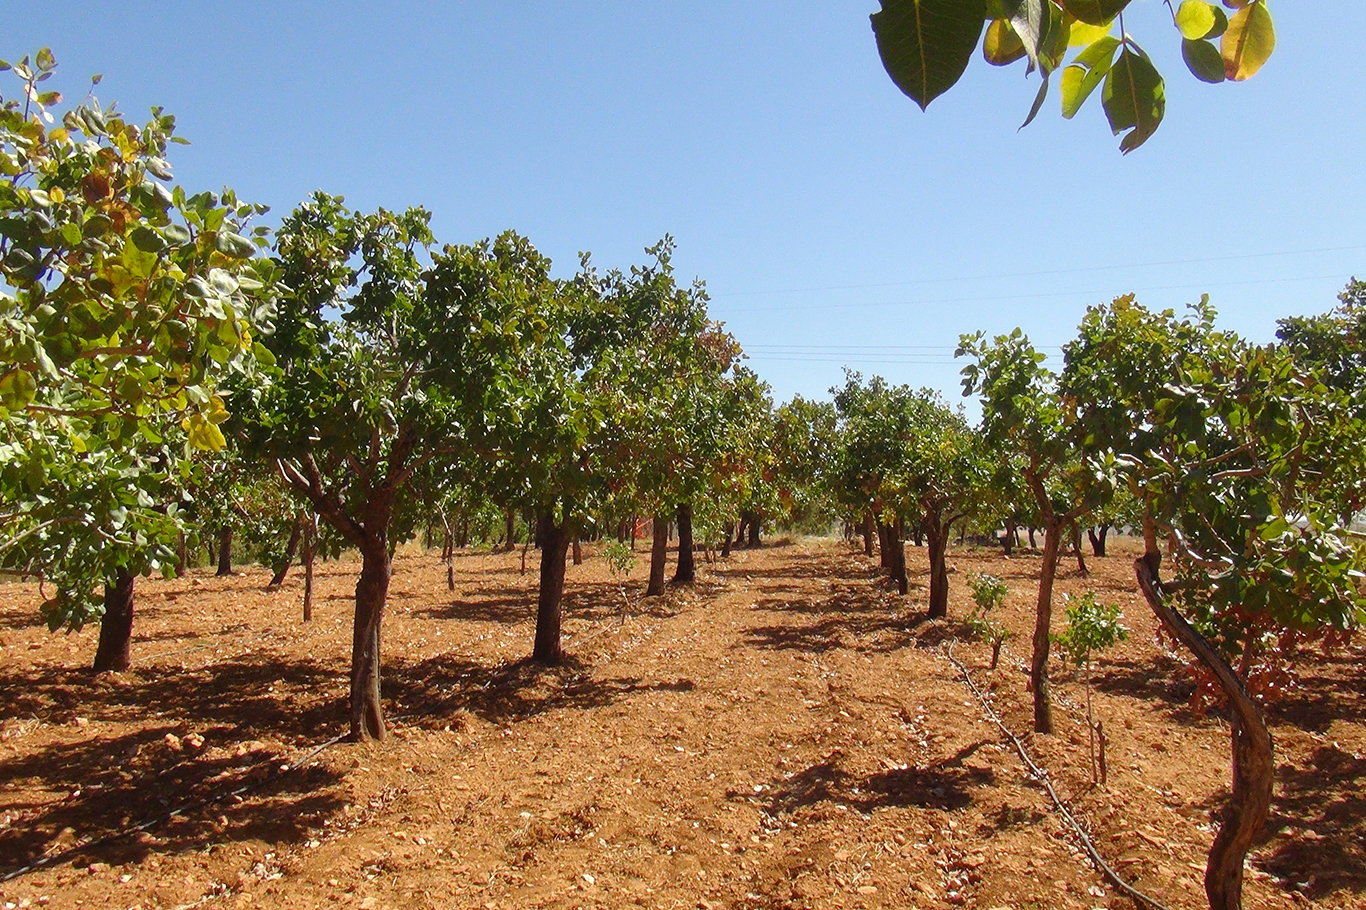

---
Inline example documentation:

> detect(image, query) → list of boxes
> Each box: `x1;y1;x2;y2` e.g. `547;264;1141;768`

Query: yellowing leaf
1175;1;1215;40
1067;19;1111;48
983;19;1026;66
1221;0;1273;81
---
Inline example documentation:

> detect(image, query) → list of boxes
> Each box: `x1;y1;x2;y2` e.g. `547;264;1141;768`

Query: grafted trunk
533;513;570;664
890;516;908;595
673;502;695;584
93;568;135;673
216;526;233;577
1030;524;1064;733
1087;524;1109;557
268;516;304;589
862;510;875;557
647;515;668;596
925;519;950;619
348;538;390;741
1134;558;1273;910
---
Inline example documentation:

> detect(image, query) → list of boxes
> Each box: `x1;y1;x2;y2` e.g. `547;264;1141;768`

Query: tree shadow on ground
1266;649;1366;732
0;654;346;877
744;741;994;816
385;652;696;730
1253;744;1366;903
1092;655;1198;712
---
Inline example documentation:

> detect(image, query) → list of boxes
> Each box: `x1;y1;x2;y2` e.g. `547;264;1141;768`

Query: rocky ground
1;535;1362;910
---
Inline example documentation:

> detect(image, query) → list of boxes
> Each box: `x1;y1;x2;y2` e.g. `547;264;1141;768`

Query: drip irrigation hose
943;640;1172;910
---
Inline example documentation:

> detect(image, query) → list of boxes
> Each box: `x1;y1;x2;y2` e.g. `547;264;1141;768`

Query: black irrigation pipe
943;640;1173;910
0;731;350;883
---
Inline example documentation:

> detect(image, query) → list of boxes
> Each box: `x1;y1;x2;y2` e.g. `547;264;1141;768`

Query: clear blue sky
11;3;1363;411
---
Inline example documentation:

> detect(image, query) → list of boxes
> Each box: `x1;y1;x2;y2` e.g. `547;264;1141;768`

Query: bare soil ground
0;537;1362;910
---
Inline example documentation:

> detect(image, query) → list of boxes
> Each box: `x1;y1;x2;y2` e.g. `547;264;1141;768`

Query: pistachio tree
871;0;1276;152
1062;293;1365;910
957;329;1107;732
0;50;275;670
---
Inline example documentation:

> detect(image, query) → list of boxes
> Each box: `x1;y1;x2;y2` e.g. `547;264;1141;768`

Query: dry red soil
0;537;1362;910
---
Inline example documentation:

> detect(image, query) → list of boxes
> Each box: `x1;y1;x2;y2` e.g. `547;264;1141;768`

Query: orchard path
2;538;1358;910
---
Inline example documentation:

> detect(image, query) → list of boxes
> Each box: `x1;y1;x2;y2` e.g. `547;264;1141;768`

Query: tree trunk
92;568;135;673
926;518;950;619
216;526;233;577
533;512;570;664
1030;524;1063;734
721;521;734;558
503;507;516;552
572;538;583;566
673;502;695;584
890;516;908;595
877;522;892;570
911;519;924;548
647;515;668;597
1002;521;1016;557
1087;525;1109;557
1070;522;1089;576
348;537;390;741
268;516;304;589
862;510;875;557
302;518;316;622
1134;558;1274;910
630;517;638;552
747;515;761;548
1027;526;1037;549
175;533;189;578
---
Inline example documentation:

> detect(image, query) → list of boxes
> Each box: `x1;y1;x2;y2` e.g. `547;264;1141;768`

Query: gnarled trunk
93;568;135;673
349;538;390;741
216;526;233;577
673;502;695;584
647;515;668;596
1134;557;1273;910
1070;522;1089;576
925;518;951;619
1029;523;1063;733
1087;524;1109;558
268;515;304;589
533;512;570;664
890;516;908;595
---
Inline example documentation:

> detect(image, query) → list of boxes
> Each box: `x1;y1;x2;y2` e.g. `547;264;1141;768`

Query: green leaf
1058;0;1131;27
214;231;256;259
1182;37;1226;83
1009;0;1067;73
1019;71;1050;129
0;368;37;410
983;19;1026;66
1221;0;1273;81
872;0;988;111
1102;46;1165;153
1060;35;1119;118
163;223;192;246
130;225;167;253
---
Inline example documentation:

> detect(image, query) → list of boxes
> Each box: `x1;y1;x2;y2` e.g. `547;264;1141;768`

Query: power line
723;272;1353;315
710;245;1366;299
